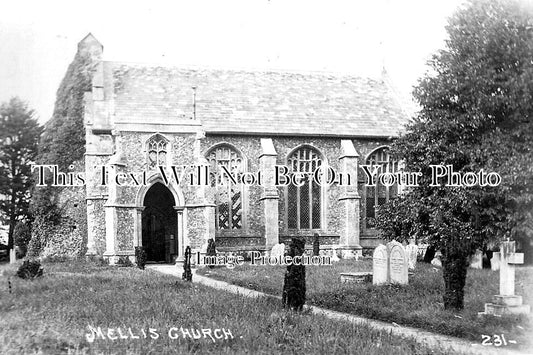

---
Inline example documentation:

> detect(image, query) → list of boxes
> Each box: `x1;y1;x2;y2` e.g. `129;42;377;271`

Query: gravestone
481;241;530;316
372;244;388;285
491;252;500;271
470;249;483;269
387;241;408;285
431;251;442;267
340;272;372;284
331;248;340;262
406;240;418;270
270;243;285;262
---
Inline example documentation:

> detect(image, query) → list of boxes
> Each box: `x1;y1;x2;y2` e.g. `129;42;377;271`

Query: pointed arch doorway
142;182;178;263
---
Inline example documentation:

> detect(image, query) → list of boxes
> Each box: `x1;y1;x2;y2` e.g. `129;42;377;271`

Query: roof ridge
104;60;382;80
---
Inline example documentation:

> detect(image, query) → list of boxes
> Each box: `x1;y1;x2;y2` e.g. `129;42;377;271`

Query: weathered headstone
490;251;500;271
470;249;483;269
331;248;340;262
481;241;530;315
341;272;372;283
270;243;285;262
372;244;388;285
387;241;408;285
431;251;442;267
282;237;306;311
406;240;418;270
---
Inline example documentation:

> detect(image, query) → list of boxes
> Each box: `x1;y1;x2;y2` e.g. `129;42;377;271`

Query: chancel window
207;145;244;230
147;134;169;169
364;147;399;228
287;146;322;230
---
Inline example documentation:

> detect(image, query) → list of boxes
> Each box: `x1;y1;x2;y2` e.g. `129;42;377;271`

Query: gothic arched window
286;146;323;230
147;134;169;169
207;145;244;230
364;147;399;228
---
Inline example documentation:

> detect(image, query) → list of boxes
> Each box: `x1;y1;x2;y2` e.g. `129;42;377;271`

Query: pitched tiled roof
106;62;409;138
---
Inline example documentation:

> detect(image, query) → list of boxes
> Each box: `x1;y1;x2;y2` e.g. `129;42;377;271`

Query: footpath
147;264;530;355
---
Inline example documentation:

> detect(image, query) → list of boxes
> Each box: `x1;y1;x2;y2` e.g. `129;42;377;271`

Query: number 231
482;334;508;347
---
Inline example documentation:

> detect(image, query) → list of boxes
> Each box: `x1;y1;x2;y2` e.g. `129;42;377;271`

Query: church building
78;34;409;264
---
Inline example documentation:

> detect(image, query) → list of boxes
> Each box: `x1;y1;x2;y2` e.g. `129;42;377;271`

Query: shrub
282;237;306;311
13;222;32;257
135;247;147;270
16;259;44;279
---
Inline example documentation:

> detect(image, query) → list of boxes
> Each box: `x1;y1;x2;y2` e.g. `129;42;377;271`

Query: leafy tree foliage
28;41;97;257
13;221;32;256
376;0;533;310
0;98;42;251
37;53;93;169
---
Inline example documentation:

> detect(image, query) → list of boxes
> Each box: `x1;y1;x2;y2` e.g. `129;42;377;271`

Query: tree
28;35;99;257
0;98;42;252
375;0;533;310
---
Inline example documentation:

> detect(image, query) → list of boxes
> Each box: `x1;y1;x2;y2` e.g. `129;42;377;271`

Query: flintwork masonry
77;34;409;264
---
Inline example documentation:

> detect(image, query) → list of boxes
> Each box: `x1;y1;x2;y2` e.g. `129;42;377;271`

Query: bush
135;247;147;270
16;259;44;279
282;237;306;311
13;222;32;257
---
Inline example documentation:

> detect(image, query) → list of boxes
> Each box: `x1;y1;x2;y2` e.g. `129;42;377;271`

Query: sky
0;0;467;124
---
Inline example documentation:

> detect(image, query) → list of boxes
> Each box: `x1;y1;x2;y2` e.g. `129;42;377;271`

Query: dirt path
148;264;530;355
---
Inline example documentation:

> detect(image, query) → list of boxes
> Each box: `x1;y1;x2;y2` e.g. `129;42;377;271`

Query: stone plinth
480;241;529;316
484;295;530;316
340;272;372;284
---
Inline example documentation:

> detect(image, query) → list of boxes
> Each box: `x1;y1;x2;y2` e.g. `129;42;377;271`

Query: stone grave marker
470;249;483;269
387;241;408;285
331;248;340;262
270;243;285;262
431;251;442;267
481;240;530;315
406;240;418;270
372;244;388;285
490;252;500;271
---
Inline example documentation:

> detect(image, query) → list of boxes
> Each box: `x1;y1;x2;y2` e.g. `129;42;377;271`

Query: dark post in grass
206;238;216;269
313;233;320;257
182;246;193;282
282;237;306;311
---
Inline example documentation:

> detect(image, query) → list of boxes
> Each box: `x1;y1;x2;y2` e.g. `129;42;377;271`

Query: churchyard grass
0;260;460;355
197;259;533;351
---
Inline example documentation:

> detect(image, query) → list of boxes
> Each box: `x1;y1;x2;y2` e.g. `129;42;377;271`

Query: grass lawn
0;260;463;355
197;258;533;351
